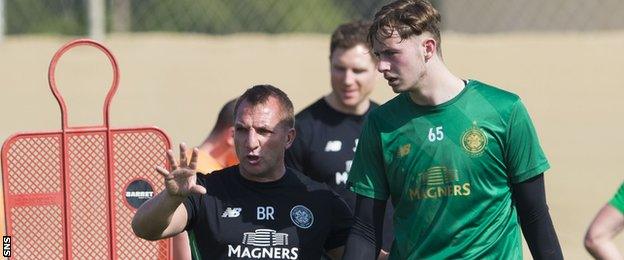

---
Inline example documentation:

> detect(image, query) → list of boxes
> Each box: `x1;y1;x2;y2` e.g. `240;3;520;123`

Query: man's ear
423;38;437;62
285;127;296;149
225;126;235;146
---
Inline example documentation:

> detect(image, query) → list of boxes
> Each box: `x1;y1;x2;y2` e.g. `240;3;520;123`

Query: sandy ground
1;32;624;259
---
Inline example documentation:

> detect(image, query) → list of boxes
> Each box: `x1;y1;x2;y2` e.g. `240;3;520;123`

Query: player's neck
408;61;464;106
324;93;370;116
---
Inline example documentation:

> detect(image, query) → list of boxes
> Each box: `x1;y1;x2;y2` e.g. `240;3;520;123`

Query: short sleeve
324;192;354;250
505;100;550;183
348;113;390;200
609;182;624;214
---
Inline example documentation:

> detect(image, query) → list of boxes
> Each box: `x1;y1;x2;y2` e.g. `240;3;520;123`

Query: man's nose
343;70;355;85
246;130;260;150
377;60;390;73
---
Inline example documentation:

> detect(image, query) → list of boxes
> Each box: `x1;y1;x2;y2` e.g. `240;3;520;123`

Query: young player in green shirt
343;0;563;259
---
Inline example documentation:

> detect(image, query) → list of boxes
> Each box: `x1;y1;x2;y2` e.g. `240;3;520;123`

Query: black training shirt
286;98;378;205
183;166;353;260
285;98;394;250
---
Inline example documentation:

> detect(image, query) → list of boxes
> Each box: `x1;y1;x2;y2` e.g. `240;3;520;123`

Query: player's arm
584;204;624;259
343;195;386;260
379;202;394;259
172;231;192;260
132;144;206;241
132;189;189;240
323;191;354;260
511;174;563;260
343;112;388;259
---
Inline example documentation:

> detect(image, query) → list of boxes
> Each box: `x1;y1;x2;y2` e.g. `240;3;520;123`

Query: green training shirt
348;80;550;259
609;182;624;214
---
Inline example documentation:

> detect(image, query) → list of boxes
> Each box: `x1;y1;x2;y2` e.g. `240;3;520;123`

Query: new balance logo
325;141;342;152
222;207;242;218
335;172;348;185
335;160;352;185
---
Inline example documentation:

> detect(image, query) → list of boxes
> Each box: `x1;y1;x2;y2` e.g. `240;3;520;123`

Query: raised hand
155;143;207;198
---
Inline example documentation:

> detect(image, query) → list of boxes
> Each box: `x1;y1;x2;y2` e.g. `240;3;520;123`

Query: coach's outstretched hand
156;143;207;198
132;143;206;241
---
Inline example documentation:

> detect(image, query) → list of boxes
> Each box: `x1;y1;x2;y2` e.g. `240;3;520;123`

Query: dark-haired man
285;20;394;259
133;85;353;259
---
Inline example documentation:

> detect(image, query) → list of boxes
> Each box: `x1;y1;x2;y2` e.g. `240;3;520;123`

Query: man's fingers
191;185;207;195
189;148;199;170
180;168;197;178
166;149;178;171
155;166;171;179
179;143;189;168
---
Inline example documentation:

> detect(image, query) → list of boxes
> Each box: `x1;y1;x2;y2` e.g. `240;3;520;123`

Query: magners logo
461;121;487;156
408;166;471;200
228;229;299;259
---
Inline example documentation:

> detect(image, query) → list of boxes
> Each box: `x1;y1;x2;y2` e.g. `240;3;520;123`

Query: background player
133;85;353;259
585;181;624;259
344;0;563;259
172;99;239;259
188;98;238;174
285;20;394;258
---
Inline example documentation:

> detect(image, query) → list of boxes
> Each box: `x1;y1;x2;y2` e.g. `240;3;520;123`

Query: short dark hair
330;20;374;59
369;0;442;54
209;98;237;137
234;84;295;129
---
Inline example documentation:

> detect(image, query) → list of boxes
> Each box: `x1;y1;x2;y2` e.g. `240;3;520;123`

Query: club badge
290;205;313;229
461;121;488;156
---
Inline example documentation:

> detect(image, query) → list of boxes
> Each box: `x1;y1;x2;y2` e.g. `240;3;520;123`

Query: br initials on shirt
257;206;275;220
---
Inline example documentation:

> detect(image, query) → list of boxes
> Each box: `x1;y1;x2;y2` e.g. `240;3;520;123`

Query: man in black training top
285;21;394;259
132;85;353;260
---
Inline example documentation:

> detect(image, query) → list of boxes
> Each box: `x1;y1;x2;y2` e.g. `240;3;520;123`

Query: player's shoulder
287;167;335;193
295;98;327;122
370;100;381;109
196;165;238;188
293;99;327;142
369;93;408;120
467;79;521;105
